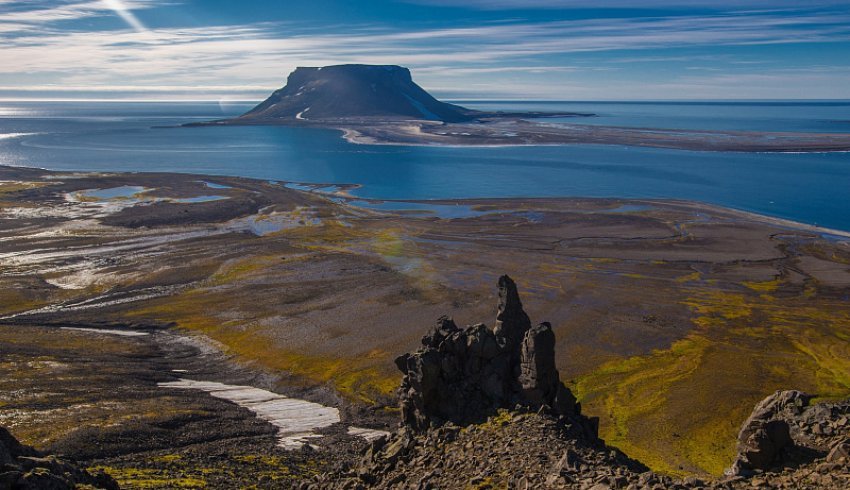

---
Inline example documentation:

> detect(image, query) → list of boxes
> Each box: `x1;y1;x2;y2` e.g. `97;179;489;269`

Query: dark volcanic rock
396;275;581;432
494;275;531;347
520;322;576;415
0;426;118;490
241;64;473;123
728;391;807;474
727;389;850;477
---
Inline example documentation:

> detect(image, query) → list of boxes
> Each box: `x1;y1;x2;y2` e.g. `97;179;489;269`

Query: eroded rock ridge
0;426;118;490
395;275;581;431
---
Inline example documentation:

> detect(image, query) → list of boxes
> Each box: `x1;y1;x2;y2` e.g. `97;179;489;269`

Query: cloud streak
1;1;849;99
403;0;850;10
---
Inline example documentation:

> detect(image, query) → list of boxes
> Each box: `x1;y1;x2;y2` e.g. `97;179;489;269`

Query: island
189;64;850;152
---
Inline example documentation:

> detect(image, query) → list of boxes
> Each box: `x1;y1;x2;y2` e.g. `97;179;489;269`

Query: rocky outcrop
320;410;649;490
306;277;850;489
0;426;118;490
395;275;580;431
727;390;806;475
728;390;850;477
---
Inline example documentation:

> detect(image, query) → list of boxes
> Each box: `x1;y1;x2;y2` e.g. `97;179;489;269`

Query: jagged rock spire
396;276;580;432
494;275;532;346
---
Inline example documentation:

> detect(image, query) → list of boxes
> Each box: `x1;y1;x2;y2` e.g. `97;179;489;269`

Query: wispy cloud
0;0;162;33
403;0;850;10
1;1;849;99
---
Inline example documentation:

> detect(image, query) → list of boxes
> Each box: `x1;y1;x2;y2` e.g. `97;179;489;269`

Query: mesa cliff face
240;64;473;123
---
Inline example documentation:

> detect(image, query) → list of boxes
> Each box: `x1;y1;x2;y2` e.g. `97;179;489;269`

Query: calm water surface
1;101;849;231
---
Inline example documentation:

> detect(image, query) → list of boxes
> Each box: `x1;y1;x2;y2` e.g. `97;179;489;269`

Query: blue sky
1;0;849;100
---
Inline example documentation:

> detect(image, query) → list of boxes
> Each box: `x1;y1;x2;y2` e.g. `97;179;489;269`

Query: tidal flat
1;164;849;484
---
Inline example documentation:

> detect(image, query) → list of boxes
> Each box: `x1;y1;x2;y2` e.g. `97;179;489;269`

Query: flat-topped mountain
189;64;850;152
241;64;474;123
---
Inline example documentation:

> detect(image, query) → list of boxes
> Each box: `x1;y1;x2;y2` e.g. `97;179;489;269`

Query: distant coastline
193;117;850;153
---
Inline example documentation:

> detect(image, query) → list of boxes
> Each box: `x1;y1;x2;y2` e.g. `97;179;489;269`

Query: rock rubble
0;426;118;490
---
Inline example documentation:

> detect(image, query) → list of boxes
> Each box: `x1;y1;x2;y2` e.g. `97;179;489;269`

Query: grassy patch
92;467;207;489
574;283;850;477
129;291;398;404
0;181;49;196
742;278;782;294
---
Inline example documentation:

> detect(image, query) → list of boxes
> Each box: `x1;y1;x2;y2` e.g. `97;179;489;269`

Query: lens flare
101;0;146;32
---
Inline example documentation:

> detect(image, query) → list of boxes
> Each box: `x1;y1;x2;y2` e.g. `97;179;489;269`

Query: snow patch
61;327;149;337
158;379;341;450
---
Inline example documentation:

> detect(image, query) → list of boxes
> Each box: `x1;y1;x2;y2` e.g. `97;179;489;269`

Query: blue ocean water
461;100;850;134
1;100;849;231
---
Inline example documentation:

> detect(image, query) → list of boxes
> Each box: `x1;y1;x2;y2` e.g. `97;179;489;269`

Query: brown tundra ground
1;164;849;485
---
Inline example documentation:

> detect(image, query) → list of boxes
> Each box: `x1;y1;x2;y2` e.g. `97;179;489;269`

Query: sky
1;0;849;101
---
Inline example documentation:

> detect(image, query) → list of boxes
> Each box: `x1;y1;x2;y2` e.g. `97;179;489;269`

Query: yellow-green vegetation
675;271;702;283
742;278;782;294
461;409;515;436
129;288;398;404
476;409;514;431
92;467;208;489
466;477;504;490
94;452;322;489
0;289;53;317
152;454;183;464
574;280;850;477
281;219;371;250
0;180;48;196
123;220;443;403
206;255;284;286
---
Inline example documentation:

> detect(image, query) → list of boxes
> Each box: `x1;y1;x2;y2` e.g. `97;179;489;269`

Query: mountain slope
241;64;473;122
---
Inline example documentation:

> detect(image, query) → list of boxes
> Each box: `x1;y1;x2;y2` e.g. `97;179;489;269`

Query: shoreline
6;163;849;240
190;117;850;153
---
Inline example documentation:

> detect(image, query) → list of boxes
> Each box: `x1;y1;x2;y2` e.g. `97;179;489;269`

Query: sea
1;100;849;231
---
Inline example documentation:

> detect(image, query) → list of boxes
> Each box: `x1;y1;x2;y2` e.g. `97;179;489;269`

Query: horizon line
3;97;850;103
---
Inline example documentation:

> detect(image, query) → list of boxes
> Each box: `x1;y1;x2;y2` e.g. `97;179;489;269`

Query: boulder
0;426;118;490
827;438;850;463
728;390;809;475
